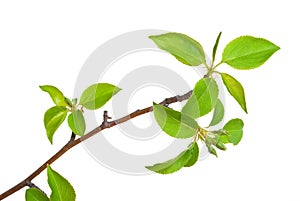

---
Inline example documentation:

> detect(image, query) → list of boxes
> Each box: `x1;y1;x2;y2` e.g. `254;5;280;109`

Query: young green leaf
221;73;247;113
47;165;76;201
215;140;227;151
209;99;225;126
184;142;199;167
207;145;218;157
25;188;49;201
204;133;228;156
222;36;280;69
153;103;199;138
80;83;121;110
182;78;219;118
44;106;68;144
220;118;244;145
146;147;193;174
72;98;78;105
212;32;222;64
68;110;86;136
149;32;206;66
64;97;73;107
40;85;68;106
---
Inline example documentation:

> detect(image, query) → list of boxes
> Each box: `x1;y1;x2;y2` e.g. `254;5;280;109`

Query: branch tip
102;111;112;128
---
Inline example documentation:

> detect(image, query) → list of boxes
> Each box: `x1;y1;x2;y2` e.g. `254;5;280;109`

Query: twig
0;89;193;200
68;132;76;144
25;180;47;197
101;110;111;128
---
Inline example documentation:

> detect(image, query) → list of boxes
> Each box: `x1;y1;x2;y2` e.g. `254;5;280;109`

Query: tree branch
0;89;193;200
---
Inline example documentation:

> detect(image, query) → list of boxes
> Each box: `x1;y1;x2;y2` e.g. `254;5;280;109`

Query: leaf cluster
40;83;121;143
146;32;279;174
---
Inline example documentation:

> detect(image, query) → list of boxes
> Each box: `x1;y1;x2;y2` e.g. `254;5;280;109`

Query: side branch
24;180;47;197
0;90;192;200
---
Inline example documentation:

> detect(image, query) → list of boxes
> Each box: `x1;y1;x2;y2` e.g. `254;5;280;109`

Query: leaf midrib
223;47;278;63
167;112;197;133
49;171;64;201
47;109;66;128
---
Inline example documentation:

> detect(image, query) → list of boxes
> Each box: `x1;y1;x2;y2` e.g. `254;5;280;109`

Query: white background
0;0;299;200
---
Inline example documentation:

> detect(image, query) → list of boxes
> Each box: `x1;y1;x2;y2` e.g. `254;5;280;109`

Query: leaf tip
115;86;122;92
242;103;248;114
149;35;157;41
112;86;122;97
39;85;46;91
145;165;161;174
47;136;53;144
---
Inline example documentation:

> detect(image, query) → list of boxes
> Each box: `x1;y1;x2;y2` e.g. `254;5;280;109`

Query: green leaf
184;143;199;167
44;106;68;144
222;36;280;69
80;83;121;110
207;145;218;157
25;188;49;201
209;99;225;126
221;73;247;113
215;140;227;151
146;147;193;174
40;85;68;106
182;78;219;118
220;118;244;145
212;32;222;64
64;97;73;107
149;32;206;66
68;110;86;136
47;165;76;201
153;103;199;139
72;98;78;105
